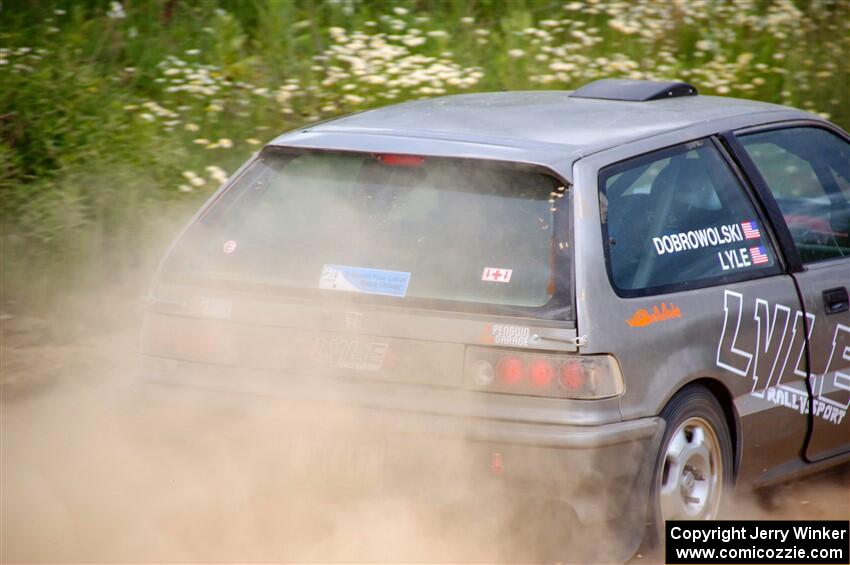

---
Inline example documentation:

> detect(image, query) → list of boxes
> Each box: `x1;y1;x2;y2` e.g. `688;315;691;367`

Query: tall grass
2;0;849;309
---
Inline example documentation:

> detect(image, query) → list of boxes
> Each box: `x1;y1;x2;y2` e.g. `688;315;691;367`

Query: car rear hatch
140;148;620;416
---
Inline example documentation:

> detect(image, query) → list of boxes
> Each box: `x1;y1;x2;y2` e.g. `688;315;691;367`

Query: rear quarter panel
571;114;812;483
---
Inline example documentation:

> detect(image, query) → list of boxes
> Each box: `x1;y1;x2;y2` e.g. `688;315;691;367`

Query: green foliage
1;0;848;307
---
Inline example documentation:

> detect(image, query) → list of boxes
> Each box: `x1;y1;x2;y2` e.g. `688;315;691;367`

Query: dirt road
2;302;847;563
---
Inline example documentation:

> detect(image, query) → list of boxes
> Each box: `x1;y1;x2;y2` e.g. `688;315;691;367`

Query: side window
739;127;850;263
601;139;779;295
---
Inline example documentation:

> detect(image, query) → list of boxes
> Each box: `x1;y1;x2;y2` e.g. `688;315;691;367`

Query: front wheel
648;385;733;542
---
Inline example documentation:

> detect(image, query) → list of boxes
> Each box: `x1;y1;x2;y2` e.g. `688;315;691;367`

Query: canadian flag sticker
482;267;513;283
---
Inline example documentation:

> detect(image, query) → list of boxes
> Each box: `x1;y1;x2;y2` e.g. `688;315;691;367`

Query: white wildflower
180;172;205;187
205;166;229;184
106;1;126;19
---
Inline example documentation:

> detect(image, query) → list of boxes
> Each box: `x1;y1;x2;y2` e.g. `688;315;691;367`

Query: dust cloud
3;287;848;564
0;293;603;563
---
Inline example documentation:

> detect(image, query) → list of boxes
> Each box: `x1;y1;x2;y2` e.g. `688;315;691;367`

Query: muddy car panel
140;81;850;559
732;122;850;463
572;132;814;486
571;113;850;471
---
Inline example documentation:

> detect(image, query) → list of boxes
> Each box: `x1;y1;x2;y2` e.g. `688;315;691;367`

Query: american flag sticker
482;267;513;283
750;246;769;265
741;220;761;240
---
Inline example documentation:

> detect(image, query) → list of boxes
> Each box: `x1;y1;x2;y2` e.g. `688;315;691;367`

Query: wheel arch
673;377;742;483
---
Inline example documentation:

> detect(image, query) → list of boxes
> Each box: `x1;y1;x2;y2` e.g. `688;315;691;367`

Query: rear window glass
164;150;568;310
600;139;780;295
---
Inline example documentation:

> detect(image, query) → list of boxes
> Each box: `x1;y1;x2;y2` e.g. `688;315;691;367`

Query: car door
733;124;850;461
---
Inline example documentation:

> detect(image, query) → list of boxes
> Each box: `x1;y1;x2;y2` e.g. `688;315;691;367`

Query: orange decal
479;323;495;344
626;303;681;327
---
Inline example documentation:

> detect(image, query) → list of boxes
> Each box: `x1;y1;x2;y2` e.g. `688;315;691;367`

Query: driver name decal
716;290;848;425
653;222;745;255
716;246;769;271
717;247;752;271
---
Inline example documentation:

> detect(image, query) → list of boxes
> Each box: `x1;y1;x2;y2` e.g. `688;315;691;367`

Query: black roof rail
569;79;698;102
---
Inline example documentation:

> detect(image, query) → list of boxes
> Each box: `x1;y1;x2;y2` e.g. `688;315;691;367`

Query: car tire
647;384;734;545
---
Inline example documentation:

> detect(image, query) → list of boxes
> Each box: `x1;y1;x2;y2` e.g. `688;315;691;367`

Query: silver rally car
141;79;850;558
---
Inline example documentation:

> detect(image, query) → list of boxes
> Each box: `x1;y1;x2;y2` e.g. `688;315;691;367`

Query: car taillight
497;356;524;384
559;360;585;391
468;359;495;387
464;346;624;400
529;359;555;388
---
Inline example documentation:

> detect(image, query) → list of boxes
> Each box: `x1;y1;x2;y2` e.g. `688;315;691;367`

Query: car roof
269;90;814;172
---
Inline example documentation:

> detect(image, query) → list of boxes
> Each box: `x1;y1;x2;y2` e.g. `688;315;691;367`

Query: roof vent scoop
569;79;698;102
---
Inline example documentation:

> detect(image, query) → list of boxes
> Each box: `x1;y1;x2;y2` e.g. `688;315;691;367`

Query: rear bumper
138;354;664;559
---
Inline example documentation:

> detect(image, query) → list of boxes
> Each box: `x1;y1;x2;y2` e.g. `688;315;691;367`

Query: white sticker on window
482;267;512;283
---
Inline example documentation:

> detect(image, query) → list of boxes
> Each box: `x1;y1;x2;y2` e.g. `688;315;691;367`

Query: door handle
823;287;849;315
